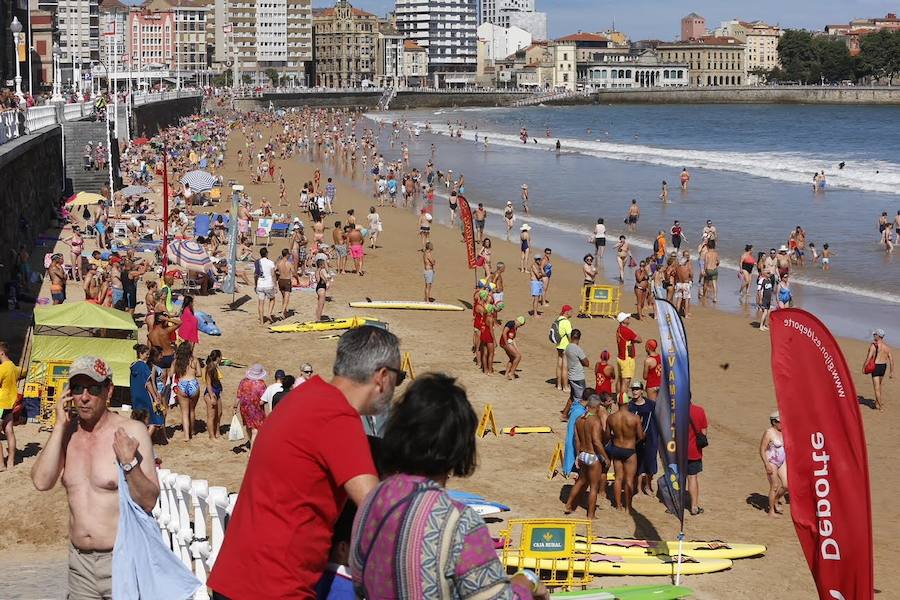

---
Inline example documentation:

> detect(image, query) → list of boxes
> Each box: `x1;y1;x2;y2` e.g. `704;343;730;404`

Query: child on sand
821;244;834;271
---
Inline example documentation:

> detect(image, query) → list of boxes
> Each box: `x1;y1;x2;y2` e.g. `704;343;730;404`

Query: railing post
175;474;194;568
156;468;173;546
207;486;228;568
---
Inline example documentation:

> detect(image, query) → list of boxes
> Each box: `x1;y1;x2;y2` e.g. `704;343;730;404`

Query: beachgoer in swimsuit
607;403;644;512
760;411;788;517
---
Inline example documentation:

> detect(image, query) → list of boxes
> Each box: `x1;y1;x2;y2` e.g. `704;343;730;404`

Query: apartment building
127;10;175;73
51;0;101;89
312;1;378;87
99;0;128;74
402;39;428;86
657;36;745;86
228;0;312;86
395;0;477;87
715;19;782;83
376;23;404;88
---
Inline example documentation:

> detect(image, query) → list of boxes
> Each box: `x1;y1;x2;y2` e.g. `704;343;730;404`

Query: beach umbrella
119;185;152;197
191;134;208;143
180;170;217;193
167;240;212;273
133;137;150;146
66;192;106;207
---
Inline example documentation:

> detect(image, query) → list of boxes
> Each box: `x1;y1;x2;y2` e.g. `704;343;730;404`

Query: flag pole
162;148;170;269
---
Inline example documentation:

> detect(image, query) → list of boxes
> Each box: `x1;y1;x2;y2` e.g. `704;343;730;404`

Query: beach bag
863;344;877;375
227;414;245;441
690;417;709;449
549;317;567;345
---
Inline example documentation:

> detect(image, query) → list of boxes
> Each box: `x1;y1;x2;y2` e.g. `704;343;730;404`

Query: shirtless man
332;221;348;273
606;404;644;512
864;329;894;410
563;393;610;519
775;246;791;279
31;356;159;598
148;312;181;378
489;262;505;304
703;239;720;303
529;257;544;318
626;199;640;233
83;265;101;302
49;254;67;305
673;256;693;317
275;249;294;320
347;227;365;275
423;242;436;302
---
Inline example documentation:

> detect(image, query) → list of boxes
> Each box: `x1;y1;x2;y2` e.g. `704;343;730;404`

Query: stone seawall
132;96;203;138
235;92;530;113
578;86;900;105
0;126;64;297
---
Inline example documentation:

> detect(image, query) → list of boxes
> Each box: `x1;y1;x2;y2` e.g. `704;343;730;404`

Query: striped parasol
179;170;218;193
66;191;106;206
167;240;212;273
119;185;152;197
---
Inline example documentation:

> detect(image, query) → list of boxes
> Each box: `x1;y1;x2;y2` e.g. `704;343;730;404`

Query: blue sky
312;0;899;40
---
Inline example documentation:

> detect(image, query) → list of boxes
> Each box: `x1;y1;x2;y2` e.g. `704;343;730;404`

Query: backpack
254;259;263;282
549;317;567;345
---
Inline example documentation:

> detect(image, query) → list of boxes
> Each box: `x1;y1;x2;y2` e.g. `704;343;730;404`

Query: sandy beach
0;113;896;599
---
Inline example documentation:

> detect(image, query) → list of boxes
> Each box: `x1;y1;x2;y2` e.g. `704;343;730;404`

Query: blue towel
112;467;201;600
563;402;588;475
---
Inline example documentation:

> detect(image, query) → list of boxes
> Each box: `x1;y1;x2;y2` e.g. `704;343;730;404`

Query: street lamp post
52;43;64;102
10;17;25;106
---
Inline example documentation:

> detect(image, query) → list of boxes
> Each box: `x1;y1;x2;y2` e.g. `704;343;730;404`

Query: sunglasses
70;382;107;396
303;369;313;374
383;366;407;386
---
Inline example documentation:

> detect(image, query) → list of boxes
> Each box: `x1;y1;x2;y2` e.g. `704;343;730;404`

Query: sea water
361;104;900;341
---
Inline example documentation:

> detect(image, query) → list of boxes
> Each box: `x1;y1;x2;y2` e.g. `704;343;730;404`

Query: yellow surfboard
501;426;553;435
269;316;384;333
502;554;732;577
574;536;766;561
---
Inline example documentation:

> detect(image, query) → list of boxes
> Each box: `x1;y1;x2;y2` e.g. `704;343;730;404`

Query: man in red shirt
615;312;642;402
208;327;403;600
687;402;709;516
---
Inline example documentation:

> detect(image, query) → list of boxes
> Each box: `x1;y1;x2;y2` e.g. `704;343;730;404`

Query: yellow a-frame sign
476;403;498;438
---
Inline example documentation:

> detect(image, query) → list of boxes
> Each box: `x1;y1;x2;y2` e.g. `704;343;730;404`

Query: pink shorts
350;244;364;259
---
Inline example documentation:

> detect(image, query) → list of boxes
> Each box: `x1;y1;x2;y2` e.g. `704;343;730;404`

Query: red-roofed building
402;39;428;87
824;13;900;56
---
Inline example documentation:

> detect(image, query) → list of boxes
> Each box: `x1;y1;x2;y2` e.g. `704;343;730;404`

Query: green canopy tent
28;302;139;388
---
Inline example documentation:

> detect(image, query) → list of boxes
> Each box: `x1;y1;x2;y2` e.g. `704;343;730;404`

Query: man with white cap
864;329;893;410
615;312;642;402
32;356;159;599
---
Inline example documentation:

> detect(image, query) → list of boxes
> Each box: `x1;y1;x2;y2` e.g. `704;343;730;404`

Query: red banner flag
769;309;873;600
457;195;477;269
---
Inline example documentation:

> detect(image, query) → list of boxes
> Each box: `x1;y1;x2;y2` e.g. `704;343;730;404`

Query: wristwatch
514;569;540;591
121;456;139;474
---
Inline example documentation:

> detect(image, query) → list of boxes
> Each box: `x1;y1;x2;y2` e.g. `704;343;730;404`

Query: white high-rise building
477;22;531;61
395;0;477;87
480;0;548;41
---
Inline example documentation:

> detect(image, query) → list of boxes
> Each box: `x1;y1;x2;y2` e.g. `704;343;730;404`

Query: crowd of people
0;94;896;600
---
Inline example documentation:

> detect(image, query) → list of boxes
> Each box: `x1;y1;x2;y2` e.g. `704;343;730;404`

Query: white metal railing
25;105;58;133
132;89;201;106
155;467;238;599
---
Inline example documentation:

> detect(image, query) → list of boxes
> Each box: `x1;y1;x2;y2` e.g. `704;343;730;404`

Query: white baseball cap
616;312;631;323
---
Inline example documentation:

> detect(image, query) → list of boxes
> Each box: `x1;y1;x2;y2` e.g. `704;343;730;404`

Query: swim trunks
278;278;292;292
687;459;703;475
350;244;364;259
530;280;544;297
872;363;887;377
335;244;348;257
705;268;718;281
605;443;636;461
257;287;275;300
154;353;175;369
577;451;599;467
423;269;435;284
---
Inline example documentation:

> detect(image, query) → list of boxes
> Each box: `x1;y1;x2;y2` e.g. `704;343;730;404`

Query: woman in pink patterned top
234;364;268;449
350;374;548;600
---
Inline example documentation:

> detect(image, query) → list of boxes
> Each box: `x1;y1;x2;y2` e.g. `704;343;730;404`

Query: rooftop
683;12;705;20
661;36;744;47
404;40;425;51
313;6;377;18
556;32;609;43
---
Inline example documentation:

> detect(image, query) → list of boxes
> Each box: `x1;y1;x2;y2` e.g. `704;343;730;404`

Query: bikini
605;429;636;460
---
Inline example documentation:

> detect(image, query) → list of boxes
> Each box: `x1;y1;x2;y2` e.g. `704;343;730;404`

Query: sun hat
779;245;788;252
521;184;528;189
521;224;531;231
770;410;780;421
68;356;113;383
873;328;885;338
245;364;267;380
506;200;513;205
616;312;631;323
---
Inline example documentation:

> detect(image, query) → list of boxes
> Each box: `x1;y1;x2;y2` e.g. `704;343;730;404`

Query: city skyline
311;0;899;40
